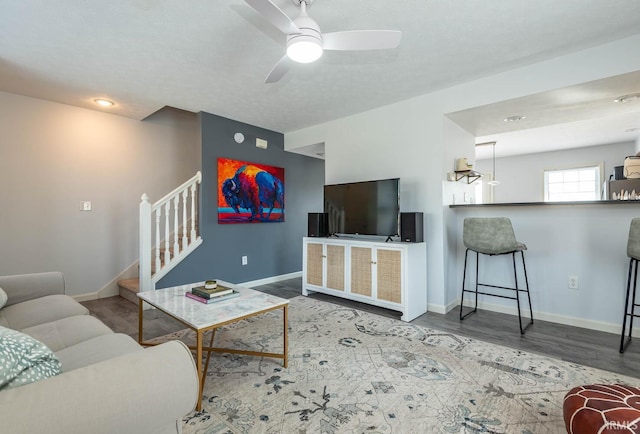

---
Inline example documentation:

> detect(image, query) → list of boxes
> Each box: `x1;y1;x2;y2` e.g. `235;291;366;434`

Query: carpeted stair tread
118;278;140;292
118;278;140;305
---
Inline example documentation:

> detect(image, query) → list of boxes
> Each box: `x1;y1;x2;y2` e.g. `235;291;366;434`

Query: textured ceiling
1;0;640;142
449;71;640;159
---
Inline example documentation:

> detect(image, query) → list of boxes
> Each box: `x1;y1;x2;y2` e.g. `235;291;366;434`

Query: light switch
81;201;92;211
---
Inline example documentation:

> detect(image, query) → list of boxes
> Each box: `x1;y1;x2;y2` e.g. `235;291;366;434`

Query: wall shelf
454;170;482;184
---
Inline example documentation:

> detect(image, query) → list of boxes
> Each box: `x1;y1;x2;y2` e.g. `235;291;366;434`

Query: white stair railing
139;171;203;292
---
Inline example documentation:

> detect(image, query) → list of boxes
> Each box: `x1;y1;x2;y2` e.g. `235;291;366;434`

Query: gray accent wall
158;112;325;288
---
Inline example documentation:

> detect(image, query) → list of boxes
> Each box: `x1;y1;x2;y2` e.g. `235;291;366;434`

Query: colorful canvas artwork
217;158;285;223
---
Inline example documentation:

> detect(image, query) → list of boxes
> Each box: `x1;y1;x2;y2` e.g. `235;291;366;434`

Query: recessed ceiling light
503;115;525;122
94;98;115;107
614;93;640;103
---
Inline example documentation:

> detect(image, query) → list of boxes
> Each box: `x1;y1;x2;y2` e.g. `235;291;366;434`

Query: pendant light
476;141;500;186
487;141;500;186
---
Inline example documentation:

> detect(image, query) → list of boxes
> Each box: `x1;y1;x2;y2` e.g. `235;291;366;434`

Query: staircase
118;278;141;304
118;171;203;304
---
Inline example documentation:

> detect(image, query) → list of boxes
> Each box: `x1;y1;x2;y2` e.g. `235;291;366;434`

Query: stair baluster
163;202;171;266
190;182;197;242
181;189;188;248
173;195;180;256
154;208;161;273
137;171;203;294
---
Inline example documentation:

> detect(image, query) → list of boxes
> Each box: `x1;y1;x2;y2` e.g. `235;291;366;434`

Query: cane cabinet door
350;246;373;297
305;242;324;287
376;248;402;303
325;244;345;292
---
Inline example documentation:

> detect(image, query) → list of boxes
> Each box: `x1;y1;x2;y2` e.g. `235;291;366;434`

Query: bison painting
218;159;285;223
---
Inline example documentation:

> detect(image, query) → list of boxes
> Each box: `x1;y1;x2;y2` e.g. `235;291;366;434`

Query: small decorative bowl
204;280;217;289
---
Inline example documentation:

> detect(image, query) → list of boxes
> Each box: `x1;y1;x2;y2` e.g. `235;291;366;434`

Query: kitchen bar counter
450;200;640;207
448;200;640;335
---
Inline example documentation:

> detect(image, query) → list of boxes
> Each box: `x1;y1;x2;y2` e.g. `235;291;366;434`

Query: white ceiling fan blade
322;30;402;51
245;0;300;35
265;55;292;83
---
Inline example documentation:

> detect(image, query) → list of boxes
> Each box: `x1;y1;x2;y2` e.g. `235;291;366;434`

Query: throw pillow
0;287;7;309
0;325;62;390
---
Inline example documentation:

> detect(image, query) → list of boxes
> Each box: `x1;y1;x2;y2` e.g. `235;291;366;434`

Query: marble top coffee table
137;280;289;411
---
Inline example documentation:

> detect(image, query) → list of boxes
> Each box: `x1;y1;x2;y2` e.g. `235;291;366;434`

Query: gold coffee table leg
196;330;203;411
283;304;288;368
203;328;216;379
138;300;144;344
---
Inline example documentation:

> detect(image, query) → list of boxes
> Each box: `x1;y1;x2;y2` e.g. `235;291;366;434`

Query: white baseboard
425;297;633;337
428;299;459;315
72;262;140;302
73;291;101;302
73;269;301;303
238;271;302;288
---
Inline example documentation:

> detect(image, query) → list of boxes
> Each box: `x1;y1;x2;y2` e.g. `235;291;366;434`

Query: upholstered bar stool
619;218;640;353
459;217;533;334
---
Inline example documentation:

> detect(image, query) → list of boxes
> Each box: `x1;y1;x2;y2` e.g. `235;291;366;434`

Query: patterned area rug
155;296;637;433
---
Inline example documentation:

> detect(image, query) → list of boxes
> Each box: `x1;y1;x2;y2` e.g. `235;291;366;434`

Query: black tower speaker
400;212;424;243
308;213;329;237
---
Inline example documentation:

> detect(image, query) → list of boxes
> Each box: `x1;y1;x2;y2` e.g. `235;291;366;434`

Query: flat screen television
324;178;400;236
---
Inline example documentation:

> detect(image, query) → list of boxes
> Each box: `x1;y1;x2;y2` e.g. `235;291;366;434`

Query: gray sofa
0;272;199;434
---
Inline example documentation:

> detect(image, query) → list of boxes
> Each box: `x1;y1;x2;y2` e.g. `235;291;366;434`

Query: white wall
475;141;635;203
285;34;640;326
0;93;199;296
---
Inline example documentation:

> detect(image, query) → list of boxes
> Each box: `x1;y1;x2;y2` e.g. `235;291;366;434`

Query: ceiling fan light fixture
246;0;401;82
286;36;323;63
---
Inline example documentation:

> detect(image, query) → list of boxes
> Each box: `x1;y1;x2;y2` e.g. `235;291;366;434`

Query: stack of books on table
185;284;240;304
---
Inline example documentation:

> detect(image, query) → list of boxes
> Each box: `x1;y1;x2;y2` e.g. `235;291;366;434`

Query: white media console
302;237;427;321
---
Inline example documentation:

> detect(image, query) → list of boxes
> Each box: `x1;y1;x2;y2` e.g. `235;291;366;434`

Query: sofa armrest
0;340;199;434
0;272;65;307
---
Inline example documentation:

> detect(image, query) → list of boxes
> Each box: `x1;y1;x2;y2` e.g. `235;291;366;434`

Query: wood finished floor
81;277;640;379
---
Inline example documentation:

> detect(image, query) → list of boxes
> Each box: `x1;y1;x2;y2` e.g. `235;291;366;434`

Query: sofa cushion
0;287;7;328
0;325;62;390
1;294;89;331
0;287;7;309
56;333;142;372
22;315;113;352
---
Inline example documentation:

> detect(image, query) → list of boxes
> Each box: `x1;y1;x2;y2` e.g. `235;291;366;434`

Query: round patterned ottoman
564;384;640;433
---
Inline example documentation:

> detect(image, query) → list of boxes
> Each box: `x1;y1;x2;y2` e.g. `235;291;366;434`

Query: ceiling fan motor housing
286;12;323;63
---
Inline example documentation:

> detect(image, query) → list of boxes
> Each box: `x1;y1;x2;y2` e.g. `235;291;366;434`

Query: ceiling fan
245;0;402;83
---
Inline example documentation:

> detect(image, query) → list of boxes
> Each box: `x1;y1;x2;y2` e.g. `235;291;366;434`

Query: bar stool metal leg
620;258;639;353
521;251;534;324
475;252;479;314
460;250;533;334
512;252;524;334
459;217;533;334
460;249;478;320
512;251;533;334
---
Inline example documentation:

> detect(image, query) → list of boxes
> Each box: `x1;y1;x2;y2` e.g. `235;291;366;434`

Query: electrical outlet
568;275;579;290
242;256;248;266
81;201;92;211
